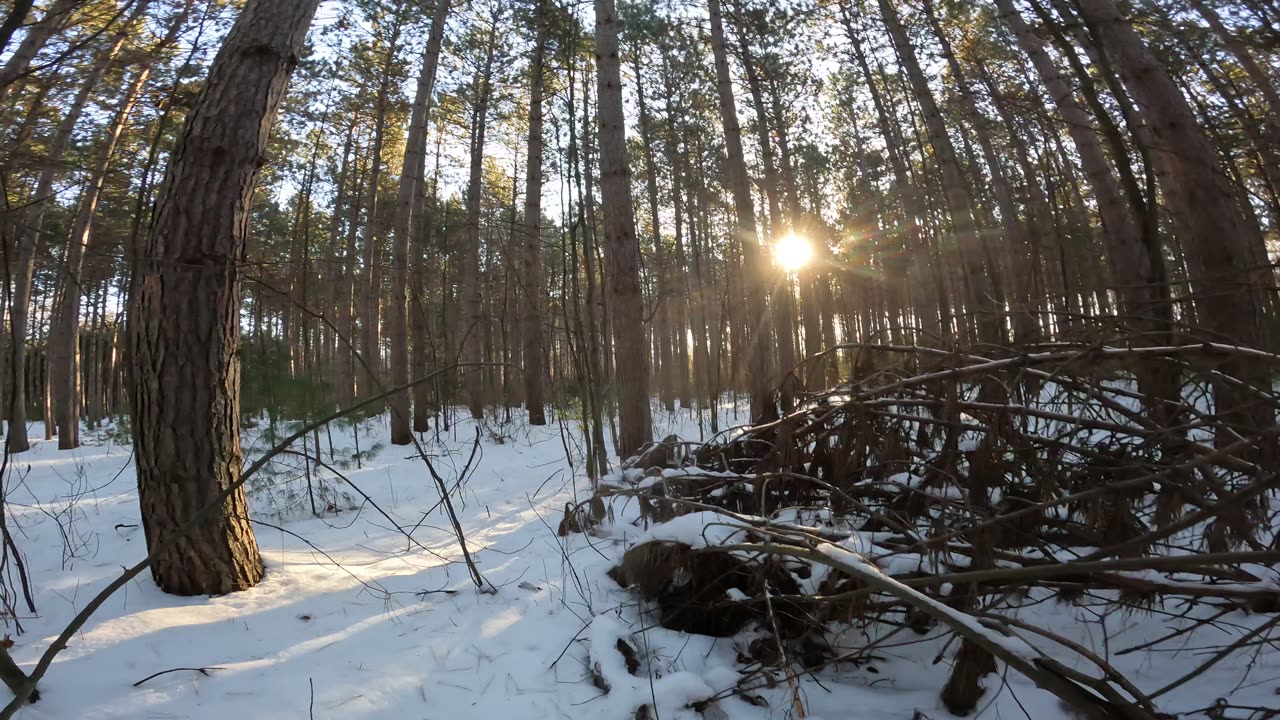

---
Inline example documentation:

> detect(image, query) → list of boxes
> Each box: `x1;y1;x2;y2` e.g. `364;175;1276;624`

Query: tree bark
1074;0;1271;435
707;0;775;422
878;0;1003;346
131;0;320;595
594;0;652;457
520;0;548;426
388;0;450;444
460;11;498;420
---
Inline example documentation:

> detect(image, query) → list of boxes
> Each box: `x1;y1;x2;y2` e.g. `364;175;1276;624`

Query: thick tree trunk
131;0;319;595
594;0;652;457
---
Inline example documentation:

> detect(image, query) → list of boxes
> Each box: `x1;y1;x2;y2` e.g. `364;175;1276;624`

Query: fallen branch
132;667;224;687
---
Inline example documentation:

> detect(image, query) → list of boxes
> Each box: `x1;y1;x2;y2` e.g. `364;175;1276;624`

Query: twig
132;667;224;687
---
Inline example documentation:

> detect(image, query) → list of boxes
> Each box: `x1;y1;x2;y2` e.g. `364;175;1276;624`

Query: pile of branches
575;341;1280;719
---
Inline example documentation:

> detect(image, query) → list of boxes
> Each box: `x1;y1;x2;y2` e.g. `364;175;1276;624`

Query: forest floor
3;404;1277;719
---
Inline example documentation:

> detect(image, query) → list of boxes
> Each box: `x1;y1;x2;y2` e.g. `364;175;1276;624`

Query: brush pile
568;341;1280;719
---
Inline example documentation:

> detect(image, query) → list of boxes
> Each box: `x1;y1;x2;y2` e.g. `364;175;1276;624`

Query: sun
773;232;813;272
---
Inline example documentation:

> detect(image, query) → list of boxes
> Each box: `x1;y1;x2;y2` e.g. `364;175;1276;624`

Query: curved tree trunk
131;0;320;595
0;0;78;105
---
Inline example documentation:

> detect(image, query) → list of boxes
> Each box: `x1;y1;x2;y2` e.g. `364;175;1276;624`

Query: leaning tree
131;0;322;595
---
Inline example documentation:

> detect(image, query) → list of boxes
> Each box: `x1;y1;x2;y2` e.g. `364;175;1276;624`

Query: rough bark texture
131;0;320;596
594;0;652;458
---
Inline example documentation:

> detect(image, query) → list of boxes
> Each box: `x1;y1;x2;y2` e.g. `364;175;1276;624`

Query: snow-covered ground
2;404;1276;719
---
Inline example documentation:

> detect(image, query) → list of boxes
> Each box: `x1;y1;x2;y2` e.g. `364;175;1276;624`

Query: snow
632;510;753;549
586;613;714;719
2;403;1278;719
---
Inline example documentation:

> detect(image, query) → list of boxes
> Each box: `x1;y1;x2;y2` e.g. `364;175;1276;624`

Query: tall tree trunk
995;0;1177;414
839;2;949;346
414;127;445;432
388;0;449;444
878;0;1003;346
1074;0;1270;435
662;59;696;411
50;1;190;450
521;0;548;426
0;0;78;105
707;0;775;422
7;3;145;452
358;8;406;402
0;0;35;57
635;69;674;414
920;0;1036;344
732;24;797;411
324;122;354;405
594;0;652;457
460;11;498;420
131;0;319;595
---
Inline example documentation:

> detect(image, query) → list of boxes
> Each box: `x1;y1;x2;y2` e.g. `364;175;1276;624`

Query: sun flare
773;232;813;272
